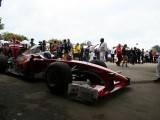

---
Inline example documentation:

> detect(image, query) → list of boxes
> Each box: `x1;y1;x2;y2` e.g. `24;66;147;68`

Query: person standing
57;41;63;59
141;48;145;64
121;44;128;67
62;39;70;60
50;41;58;57
153;51;158;63
130;47;137;65
42;40;46;51
111;47;116;63
149;50;153;63
137;48;141;64
116;44;122;66
99;38;108;62
145;50;149;63
79;44;84;61
0;34;3;53
73;43;81;60
0;40;2;53
156;55;160;80
67;39;73;58
89;43;99;61
30;38;35;47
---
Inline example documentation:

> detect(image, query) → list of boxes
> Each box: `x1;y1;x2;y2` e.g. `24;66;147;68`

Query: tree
152;45;160;52
0;17;4;30
2;32;28;41
48;39;62;43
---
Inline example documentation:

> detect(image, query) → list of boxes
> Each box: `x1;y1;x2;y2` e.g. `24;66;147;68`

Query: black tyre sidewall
90;59;107;68
46;62;72;93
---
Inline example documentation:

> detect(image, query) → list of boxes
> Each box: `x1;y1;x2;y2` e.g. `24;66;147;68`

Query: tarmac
0;62;160;120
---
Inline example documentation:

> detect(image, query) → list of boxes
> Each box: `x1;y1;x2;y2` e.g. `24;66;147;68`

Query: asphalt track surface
0;62;160;120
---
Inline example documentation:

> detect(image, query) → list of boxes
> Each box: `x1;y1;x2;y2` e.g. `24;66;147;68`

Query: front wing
68;78;130;102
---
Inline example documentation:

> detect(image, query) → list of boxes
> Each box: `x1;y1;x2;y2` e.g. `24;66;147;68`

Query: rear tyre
0;54;8;73
46;62;72;93
90;59;107;68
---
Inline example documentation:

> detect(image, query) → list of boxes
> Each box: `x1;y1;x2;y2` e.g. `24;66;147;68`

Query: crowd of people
113;44;159;67
0;37;34;57
0;36;160;80
0;36;159;64
47;38;160;67
48;38;108;62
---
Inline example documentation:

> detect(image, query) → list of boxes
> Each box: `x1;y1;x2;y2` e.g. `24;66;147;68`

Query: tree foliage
48;38;62;43
0;23;4;30
152;45;160;52
0;17;4;30
1;32;28;41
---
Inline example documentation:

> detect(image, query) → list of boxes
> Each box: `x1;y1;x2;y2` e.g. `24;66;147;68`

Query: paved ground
0;62;160;120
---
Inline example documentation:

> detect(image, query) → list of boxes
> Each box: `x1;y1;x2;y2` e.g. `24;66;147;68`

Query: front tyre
90;59;107;68
89;60;107;84
46;62;72;93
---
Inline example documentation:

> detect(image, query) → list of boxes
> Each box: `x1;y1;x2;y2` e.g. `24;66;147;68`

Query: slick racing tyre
46;62;72;93
0;54;8;73
89;60;107;84
90;59;107;68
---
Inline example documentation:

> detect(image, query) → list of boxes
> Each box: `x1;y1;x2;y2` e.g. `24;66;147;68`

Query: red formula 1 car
0;43;130;102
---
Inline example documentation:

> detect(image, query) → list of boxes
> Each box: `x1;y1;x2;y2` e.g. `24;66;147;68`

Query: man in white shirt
99;38;108;62
111;47;116;63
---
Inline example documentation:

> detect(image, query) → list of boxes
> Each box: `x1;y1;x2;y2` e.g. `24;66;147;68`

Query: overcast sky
0;0;160;50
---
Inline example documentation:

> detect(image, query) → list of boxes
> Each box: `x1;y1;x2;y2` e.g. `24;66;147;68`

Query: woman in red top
153;51;157;63
116;44;122;66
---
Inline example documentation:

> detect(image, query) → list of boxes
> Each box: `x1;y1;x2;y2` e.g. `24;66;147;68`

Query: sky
0;0;160;50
